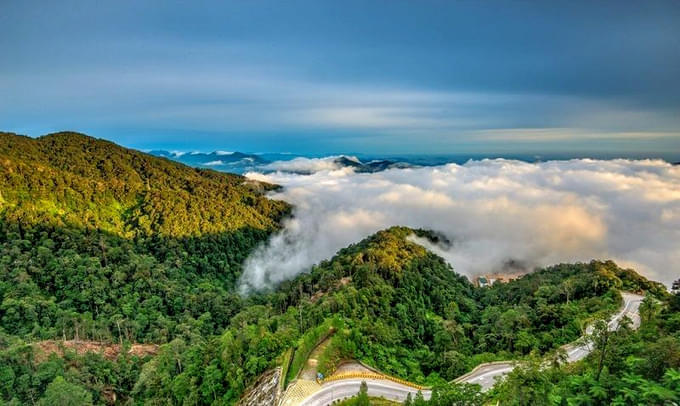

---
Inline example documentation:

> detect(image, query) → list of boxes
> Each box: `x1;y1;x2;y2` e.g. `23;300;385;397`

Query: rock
238;368;281;406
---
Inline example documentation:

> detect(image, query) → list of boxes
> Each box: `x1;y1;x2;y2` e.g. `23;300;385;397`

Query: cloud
261;156;354;174
203;160;224;166
239;159;680;291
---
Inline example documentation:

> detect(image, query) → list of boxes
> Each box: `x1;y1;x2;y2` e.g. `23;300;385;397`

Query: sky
2;0;680;155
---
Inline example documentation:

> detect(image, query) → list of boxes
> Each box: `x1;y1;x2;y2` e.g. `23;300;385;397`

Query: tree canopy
0;133;674;405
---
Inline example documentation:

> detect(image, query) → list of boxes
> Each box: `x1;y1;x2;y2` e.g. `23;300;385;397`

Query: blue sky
1;0;679;155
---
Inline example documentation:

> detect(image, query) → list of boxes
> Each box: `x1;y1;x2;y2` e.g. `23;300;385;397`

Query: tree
356;381;369;406
428;383;484;406
38;376;92;406
639;294;660;325
589;319;611;381
493;358;552;406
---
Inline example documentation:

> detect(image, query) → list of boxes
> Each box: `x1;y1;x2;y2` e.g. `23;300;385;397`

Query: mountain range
149;149;414;174
0;131;677;405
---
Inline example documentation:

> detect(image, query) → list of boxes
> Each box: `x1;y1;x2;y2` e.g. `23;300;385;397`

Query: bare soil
33;340;158;363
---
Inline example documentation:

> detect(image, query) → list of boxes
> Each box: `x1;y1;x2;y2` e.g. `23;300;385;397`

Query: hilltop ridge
0;131;290;237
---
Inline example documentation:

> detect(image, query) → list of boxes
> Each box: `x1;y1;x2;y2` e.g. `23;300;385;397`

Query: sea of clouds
260;155;359;174
239;159;680;291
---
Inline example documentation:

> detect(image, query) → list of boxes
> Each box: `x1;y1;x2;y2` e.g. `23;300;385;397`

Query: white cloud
203;160;224;166
240;159;680;291
261;156;353;174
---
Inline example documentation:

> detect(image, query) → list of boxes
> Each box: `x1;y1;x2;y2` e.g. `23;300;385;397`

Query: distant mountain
362;159;414;172
147;150;416;175
333;156;415;172
149;149;268;172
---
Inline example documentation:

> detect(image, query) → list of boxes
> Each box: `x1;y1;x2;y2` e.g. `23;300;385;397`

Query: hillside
0;135;675;405
1;217;674;404
0;132;289;237
133;228;668;405
0;132;292;345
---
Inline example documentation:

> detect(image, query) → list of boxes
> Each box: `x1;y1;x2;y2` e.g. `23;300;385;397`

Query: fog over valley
240;158;680;291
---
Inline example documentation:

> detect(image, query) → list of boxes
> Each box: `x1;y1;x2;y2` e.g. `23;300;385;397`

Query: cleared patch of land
33;340;158;362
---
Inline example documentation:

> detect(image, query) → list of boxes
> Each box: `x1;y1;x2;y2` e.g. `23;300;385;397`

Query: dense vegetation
0;132;290;343
110;229;667;405
335;290;680;406
0;132;288;238
0;133;674;405
486;289;680;405
0;132;291;403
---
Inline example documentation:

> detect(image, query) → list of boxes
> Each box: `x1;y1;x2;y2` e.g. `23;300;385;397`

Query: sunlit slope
0;131;291;342
0;131;290;237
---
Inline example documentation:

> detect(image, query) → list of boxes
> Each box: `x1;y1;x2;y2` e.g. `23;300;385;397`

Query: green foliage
0;134;670;404
0;132;289;238
38;376;93;406
286;317;344;383
427;383;485;406
0;340;146;405
474;260;659;355
316;328;357;376
489;285;680;405
0;132;291;343
279;347;294;391
357;381;370;405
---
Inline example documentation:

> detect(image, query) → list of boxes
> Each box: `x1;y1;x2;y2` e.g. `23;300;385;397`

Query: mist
239;159;680;291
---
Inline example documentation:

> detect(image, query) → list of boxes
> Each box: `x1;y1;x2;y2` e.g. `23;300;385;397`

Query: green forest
0;133;677;405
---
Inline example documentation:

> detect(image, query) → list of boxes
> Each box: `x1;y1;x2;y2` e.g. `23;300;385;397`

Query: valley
0;133;677;405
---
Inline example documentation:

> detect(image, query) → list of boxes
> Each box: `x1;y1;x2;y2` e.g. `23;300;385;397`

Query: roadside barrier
322;371;428;390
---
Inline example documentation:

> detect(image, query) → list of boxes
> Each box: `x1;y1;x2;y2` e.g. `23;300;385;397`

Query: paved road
298;379;431;406
454;362;517;391
456;292;644;390
292;292;644;404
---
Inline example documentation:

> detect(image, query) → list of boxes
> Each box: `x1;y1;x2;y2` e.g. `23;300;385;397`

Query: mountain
0;132;676;405
0;131;290;342
149;149;268;173
0;132;288;237
149;150;415;175
134;227;672;405
332;156;414;172
361;159;414;172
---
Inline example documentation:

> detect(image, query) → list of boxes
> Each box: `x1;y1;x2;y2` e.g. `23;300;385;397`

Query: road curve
455;292;644;390
298;379;431;406
293;292;644;404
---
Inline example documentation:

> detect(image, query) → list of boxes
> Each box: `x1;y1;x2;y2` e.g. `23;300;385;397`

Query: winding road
289;292;645;405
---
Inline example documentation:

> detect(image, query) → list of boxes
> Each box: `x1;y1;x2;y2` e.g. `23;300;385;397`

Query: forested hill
0;131;291;344
0;133;675;405
0;216;674;404
133;227;670;404
0;131;290;237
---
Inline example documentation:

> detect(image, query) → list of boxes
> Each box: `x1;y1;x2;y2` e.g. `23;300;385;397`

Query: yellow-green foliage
316;328;356;376
0;131;290;238
286;317;345;384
